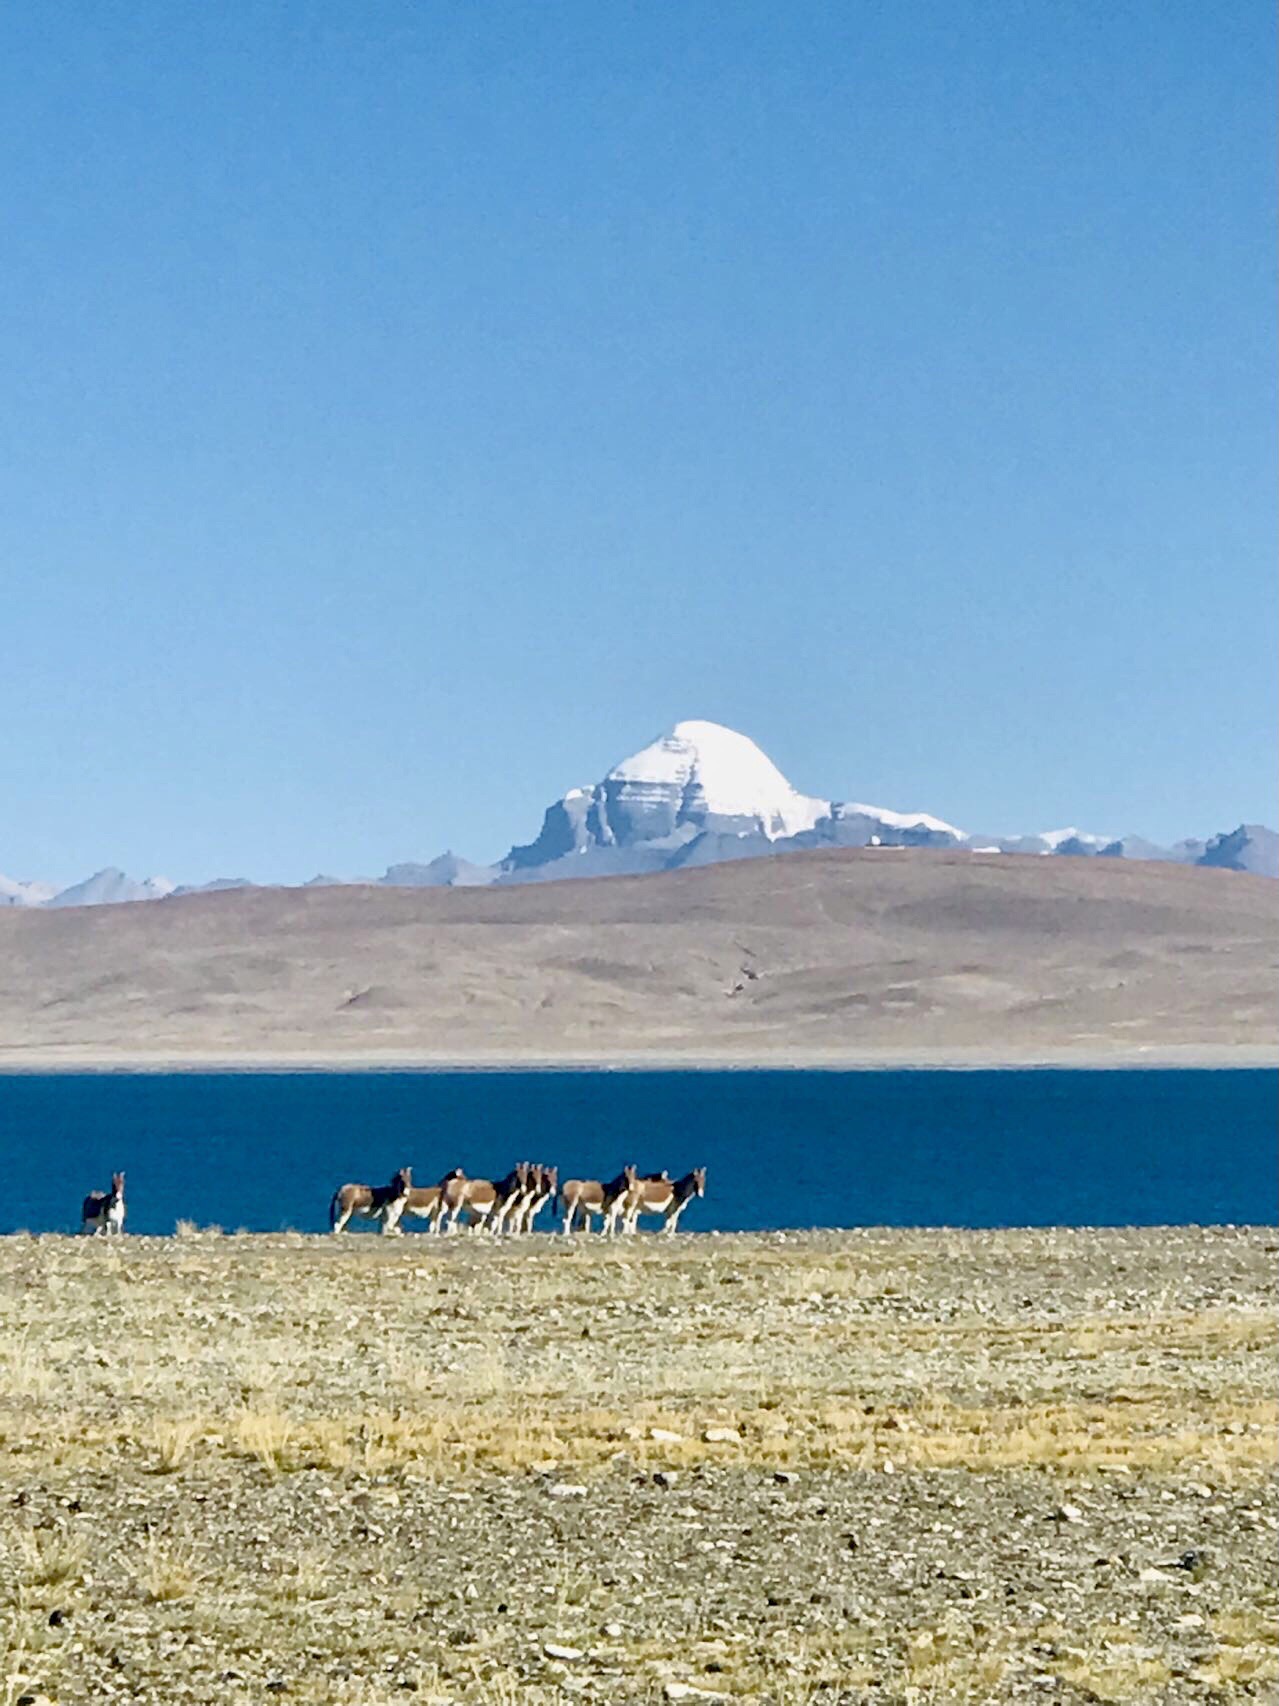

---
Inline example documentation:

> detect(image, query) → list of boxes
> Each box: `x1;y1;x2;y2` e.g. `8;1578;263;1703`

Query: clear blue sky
1;1;1273;885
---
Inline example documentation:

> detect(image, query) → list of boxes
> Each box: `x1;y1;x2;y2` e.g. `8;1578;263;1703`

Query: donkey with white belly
400;1168;464;1233
622;1167;706;1235
440;1168;503;1234
557;1165;636;1236
81;1172;126;1236
329;1167;413;1235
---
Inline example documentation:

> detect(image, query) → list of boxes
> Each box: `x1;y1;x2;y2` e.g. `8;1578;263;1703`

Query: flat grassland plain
2;851;1277;1067
1;1229;1274;1704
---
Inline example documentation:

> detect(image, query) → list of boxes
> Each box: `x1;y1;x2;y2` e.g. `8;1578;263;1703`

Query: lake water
0;1068;1273;1236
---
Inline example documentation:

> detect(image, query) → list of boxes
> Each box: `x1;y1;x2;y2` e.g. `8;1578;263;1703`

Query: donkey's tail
328;1189;342;1231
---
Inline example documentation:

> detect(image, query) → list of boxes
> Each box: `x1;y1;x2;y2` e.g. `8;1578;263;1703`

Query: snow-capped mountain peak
604;719;828;841
5;720;1275;905
1038;827;1113;851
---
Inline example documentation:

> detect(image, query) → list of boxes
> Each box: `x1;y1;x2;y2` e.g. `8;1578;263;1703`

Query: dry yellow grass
0;1226;1273;1704
136;1533;198;1603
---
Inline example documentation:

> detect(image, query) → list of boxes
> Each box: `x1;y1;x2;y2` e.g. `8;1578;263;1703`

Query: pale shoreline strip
0;1043;1274;1074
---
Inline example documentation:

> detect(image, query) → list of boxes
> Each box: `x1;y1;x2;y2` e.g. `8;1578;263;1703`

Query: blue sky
1;1;1273;885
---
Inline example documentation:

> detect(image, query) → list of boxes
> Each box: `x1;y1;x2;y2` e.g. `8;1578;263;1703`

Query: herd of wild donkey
79;1162;708;1238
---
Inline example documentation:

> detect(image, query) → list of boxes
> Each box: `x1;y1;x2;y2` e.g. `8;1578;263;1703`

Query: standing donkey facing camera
82;1172;126;1236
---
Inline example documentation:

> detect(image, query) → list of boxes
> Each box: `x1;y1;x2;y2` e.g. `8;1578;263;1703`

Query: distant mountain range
4;719;1276;907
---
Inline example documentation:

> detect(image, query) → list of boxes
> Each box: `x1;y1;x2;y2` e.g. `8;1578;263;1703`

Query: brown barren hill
0;848;1276;1067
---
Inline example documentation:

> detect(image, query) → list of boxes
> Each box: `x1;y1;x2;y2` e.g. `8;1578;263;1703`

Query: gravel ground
0;1227;1274;1704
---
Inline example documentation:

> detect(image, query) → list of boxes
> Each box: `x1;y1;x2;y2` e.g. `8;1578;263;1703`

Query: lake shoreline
0;1042;1275;1073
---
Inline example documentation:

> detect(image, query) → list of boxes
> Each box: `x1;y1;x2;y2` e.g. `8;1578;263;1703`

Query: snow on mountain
966;828;1139;859
1038;827;1114;852
46;869;176;908
0;873;57;908
812;803;964;847
501;720;832;880
7;721;1276;904
841;803;966;836
605;720;829;840
490;723;1270;881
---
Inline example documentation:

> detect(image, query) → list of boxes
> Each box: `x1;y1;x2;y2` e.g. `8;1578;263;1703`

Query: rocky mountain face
381;854;495;889
5;721;1276;904
1196;823;1278;877
502;721;836;883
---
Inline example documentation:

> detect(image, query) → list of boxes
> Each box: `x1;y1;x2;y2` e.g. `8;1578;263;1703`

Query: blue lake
0;1068;1274;1236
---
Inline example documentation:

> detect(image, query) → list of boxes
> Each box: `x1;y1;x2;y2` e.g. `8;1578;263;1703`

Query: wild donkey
440;1167;512;1234
81;1172;126;1236
489;1161;554;1235
329;1167;413;1235
558;1165;637;1236
486;1163;534;1236
514;1163;558;1234
622;1167;707;1235
400;1168;464;1233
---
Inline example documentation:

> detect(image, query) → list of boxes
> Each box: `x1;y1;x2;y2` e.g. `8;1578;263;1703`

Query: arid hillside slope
0;849;1276;1064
